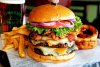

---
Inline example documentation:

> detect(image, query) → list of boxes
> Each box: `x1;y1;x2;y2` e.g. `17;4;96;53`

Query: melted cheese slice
54;48;67;54
37;46;67;56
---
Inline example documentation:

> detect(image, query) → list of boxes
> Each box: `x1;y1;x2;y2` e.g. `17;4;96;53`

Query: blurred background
25;0;99;23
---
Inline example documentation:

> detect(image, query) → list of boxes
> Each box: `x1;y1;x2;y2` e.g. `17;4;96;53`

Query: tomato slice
30;20;71;28
37;24;61;28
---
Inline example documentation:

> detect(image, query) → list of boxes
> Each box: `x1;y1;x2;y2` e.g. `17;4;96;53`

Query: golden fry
8;38;14;44
3;44;14;51
4;31;17;36
1;35;9;40
17;28;30;36
11;35;20;39
13;38;19;50
4;36;13;44
19;25;26;29
1;35;6;39
12;27;18;31
18;35;26;58
2;25;31;58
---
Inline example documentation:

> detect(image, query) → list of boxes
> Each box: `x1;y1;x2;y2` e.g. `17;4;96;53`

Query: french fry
18;35;26;58
3;39;8;46
3;44;14;51
2;25;31;58
13;38;19;50
4;36;13;44
12;27;18;31
20;25;26;29
1;35;6;39
11;35;20;39
3;31;17;36
8;37;14;44
17;28;30;35
1;35;10;40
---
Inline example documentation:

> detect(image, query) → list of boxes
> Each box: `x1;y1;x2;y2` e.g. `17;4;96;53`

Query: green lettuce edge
26;16;83;36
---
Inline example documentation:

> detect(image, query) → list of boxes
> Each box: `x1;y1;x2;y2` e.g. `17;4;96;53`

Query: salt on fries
1;25;31;58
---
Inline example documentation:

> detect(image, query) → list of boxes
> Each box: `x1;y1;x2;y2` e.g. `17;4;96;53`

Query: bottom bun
28;47;75;63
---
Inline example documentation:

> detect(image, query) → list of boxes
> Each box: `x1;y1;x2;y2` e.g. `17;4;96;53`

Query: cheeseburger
26;4;82;63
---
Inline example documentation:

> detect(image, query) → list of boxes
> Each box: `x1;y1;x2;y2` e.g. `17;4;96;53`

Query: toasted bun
28;47;75;63
28;4;75;22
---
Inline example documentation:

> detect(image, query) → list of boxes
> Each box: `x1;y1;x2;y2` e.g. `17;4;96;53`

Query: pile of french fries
1;25;31;58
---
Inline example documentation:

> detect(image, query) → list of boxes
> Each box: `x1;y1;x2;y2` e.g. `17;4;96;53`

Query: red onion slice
30;21;56;26
64;22;74;28
30;22;39;26
39;22;56;26
30;19;75;28
69;19;76;22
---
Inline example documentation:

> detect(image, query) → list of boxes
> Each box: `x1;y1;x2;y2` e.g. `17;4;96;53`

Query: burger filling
26;16;82;37
26;16;82;56
33;45;78;56
31;37;75;47
29;20;75;28
30;36;78;56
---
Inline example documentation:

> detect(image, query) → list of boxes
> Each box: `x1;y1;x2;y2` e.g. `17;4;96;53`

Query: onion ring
75;25;98;50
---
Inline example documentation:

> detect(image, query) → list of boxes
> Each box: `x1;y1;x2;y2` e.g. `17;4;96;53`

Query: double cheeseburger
26;4;82;63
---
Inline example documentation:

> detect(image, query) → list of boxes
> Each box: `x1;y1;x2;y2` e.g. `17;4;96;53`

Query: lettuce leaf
26;16;82;36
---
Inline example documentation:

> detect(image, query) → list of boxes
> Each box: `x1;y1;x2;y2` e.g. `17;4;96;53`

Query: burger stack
26;4;82;63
